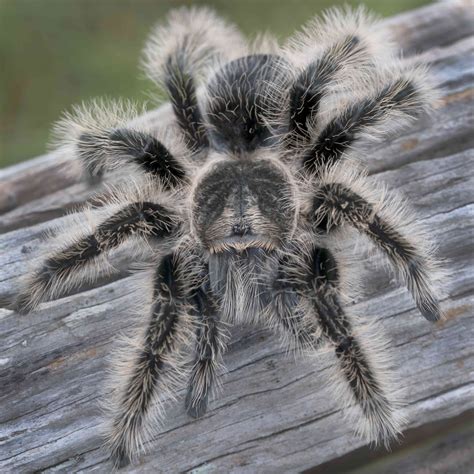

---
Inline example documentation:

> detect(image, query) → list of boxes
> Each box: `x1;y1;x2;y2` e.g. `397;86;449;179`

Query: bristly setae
14;6;445;468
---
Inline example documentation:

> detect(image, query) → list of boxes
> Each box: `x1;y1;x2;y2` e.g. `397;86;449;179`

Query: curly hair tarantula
14;7;444;467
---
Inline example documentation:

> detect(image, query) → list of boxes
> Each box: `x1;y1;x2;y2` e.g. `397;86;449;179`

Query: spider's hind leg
301;67;436;174
53;99;188;188
142;7;246;152
281;9;437;174
281;6;395;152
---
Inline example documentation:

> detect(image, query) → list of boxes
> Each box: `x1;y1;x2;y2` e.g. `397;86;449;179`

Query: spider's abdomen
204;54;285;153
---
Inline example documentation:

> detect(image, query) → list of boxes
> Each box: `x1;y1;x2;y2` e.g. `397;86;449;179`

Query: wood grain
0;2;473;472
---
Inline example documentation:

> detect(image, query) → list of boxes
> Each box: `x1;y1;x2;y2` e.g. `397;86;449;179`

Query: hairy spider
14;7;444;467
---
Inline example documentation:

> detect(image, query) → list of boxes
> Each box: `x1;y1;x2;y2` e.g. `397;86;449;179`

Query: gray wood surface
1;1;473;472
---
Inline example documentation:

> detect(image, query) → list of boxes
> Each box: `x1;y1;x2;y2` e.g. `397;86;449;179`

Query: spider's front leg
268;251;324;350
308;246;402;444
14;197;178;314
106;253;195;467
185;280;227;418
310;169;444;321
271;244;401;444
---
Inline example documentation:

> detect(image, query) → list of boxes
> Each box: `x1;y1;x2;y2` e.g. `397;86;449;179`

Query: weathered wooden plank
384;0;474;54
352;415;474;474
310;411;474;473
0;1;473;472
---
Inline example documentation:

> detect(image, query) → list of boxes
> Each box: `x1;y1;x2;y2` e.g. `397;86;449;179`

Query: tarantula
14;7;444;467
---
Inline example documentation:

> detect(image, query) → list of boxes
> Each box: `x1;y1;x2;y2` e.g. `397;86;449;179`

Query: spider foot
185;391;209;419
110;445;131;470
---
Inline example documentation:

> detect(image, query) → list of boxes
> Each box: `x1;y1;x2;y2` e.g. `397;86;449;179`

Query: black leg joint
335;336;354;357
311;247;339;286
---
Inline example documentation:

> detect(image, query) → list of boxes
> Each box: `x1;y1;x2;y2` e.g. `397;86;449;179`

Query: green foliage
0;0;430;167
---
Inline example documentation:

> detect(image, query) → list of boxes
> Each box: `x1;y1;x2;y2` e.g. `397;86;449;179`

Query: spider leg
308;246;402;445
281;6;396;151
269;244;401;444
106;254;194;467
269;252;323;350
81;128;186;187
301;67;435;174
14;199;178;314
311;171;443;321
185;281;227;418
52;99;188;187
152;54;208;153
142;8;246;152
285;37;368;150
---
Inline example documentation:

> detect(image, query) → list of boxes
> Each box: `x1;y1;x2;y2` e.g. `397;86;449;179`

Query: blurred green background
0;0;431;168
